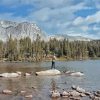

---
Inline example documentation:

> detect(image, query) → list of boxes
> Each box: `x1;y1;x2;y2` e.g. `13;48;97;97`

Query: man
51;58;55;69
51;55;56;69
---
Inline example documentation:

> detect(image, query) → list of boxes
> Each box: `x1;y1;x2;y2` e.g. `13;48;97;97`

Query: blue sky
0;0;100;39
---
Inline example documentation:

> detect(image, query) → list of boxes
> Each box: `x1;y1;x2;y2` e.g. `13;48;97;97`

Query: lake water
0;60;100;100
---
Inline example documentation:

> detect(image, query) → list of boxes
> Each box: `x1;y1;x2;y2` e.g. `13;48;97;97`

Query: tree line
0;34;100;61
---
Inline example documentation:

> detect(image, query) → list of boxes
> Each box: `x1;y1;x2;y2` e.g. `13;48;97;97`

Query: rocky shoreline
50;85;100;100
0;85;100;100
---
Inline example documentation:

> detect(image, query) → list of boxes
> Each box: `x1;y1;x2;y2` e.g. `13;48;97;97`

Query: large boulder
35;69;61;76
0;73;20;78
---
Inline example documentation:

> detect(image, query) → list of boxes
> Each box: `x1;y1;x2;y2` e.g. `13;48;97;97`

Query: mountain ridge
48;34;92;41
0;20;45;41
0;20;91;41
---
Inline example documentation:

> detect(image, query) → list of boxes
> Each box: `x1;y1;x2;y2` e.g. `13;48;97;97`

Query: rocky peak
0;20;44;41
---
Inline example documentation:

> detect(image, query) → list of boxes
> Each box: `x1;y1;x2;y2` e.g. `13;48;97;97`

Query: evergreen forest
0;34;100;61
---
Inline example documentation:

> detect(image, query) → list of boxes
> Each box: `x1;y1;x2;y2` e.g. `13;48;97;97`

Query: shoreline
0;57;100;63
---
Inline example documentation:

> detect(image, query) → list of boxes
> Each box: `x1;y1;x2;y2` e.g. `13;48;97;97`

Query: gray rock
80;93;86;97
70;90;81;97
85;92;91;96
94;96;100;100
94;92;100;97
89;94;95;99
97;91;100;94
76;86;85;93
71;85;76;90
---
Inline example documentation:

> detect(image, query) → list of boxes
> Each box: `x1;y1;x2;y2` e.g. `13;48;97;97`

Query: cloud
0;0;100;39
72;10;100;39
86;11;100;23
93;0;100;9
25;1;91;34
0;13;27;22
93;25;100;31
73;11;100;25
73;17;84;25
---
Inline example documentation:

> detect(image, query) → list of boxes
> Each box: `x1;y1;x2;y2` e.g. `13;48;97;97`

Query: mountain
48;34;92;41
0;20;91;42
0;20;45;41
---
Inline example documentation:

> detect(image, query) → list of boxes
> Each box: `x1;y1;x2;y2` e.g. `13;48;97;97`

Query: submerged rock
61;89;69;97
25;94;33;98
51;90;60;98
70;72;84;77
70;97;81;100
20;90;26;94
65;71;75;74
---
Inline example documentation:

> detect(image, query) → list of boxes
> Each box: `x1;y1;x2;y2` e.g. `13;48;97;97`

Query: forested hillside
0;34;100;61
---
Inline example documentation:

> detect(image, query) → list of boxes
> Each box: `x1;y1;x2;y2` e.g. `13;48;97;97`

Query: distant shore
0;57;100;63
56;57;100;61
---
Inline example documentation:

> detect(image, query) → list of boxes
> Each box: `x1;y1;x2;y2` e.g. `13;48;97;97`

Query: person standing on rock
51;55;56;69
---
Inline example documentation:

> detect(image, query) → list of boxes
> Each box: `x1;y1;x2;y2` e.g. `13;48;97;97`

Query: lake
0;60;100;100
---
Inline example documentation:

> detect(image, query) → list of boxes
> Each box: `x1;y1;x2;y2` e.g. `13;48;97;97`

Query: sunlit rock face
0;20;45;41
0;20;91;42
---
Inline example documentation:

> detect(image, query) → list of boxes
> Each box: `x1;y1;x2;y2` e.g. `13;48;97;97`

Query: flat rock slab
35;69;61;76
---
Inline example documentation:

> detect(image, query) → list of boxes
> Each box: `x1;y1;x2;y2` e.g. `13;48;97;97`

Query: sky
0;0;100;39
